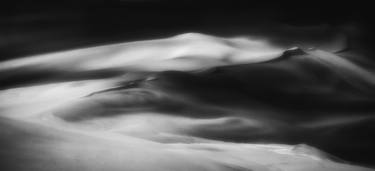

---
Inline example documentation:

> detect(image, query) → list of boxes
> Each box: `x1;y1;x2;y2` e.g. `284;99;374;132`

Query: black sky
1;0;373;60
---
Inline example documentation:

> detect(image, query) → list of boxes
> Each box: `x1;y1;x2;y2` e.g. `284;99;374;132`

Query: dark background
0;0;374;60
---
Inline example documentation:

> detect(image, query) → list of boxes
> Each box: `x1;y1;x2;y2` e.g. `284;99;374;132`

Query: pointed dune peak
282;47;307;57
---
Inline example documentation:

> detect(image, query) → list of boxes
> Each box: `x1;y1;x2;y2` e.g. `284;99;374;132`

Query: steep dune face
0;33;374;170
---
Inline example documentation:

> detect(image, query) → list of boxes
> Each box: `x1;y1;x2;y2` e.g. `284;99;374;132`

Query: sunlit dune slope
1;33;374;170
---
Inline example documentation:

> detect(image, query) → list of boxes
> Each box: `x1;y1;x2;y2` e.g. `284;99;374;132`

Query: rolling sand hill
1;33;374;171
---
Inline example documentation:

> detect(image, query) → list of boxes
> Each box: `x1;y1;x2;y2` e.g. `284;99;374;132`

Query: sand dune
1;33;374;170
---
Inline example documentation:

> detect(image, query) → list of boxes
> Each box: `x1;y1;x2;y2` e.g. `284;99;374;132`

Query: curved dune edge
0;117;373;171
